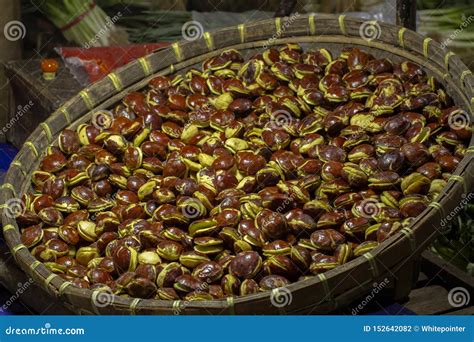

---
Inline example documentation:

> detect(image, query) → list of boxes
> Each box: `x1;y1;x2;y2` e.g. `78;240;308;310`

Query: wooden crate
3;59;81;148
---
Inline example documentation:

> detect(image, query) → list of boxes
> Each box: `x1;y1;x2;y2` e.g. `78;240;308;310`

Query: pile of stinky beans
18;45;471;300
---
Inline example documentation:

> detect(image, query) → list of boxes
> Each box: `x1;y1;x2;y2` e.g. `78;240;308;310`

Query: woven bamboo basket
1;14;473;315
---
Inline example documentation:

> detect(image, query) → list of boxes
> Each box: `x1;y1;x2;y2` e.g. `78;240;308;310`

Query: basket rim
1;14;473;314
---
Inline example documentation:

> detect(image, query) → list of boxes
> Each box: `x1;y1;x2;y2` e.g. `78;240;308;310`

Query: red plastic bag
56;43;170;84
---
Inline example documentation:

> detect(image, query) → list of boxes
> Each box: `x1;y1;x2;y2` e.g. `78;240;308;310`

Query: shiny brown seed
229;251;262;279
310;229;345;251
192;261;224;283
259;275;290;290
255;209;289;240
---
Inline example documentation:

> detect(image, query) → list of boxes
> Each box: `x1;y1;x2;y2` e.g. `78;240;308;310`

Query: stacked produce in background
116;9;193;43
25;0;121;47
432;201;474;276
418;0;474;69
